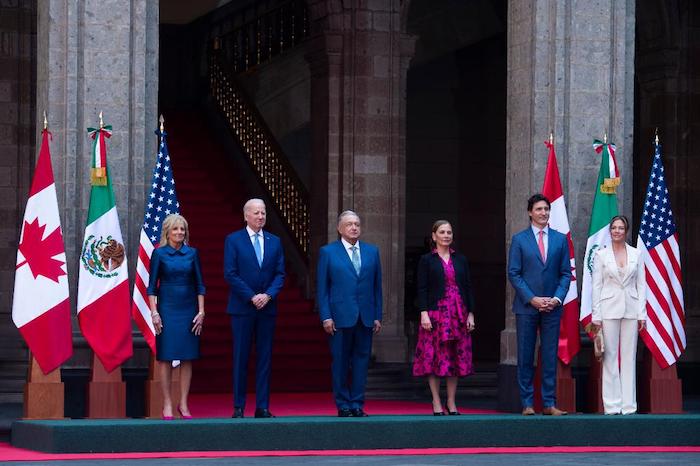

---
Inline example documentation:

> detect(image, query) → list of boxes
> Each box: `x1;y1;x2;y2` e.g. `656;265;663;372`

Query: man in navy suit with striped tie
224;198;285;418
317;210;383;417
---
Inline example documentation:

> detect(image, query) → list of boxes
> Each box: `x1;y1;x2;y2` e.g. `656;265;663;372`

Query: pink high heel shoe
177;405;192;419
162;410;174;420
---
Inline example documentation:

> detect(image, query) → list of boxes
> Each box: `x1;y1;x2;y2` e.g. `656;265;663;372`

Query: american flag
131;128;180;354
637;138;685;368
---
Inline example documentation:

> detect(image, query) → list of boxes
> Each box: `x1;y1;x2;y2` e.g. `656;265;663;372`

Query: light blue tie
253;233;263;266
351;246;361;275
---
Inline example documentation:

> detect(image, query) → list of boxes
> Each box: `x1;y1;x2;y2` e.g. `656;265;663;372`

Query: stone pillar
500;0;635;411
307;0;415;362
36;0;159;368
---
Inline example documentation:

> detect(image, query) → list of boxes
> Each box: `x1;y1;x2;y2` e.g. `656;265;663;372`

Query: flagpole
18;117;71;418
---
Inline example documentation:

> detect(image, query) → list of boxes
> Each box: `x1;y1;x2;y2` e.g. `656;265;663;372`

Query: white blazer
591;244;647;322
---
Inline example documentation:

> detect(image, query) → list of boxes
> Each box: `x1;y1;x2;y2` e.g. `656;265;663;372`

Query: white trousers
601;318;639;414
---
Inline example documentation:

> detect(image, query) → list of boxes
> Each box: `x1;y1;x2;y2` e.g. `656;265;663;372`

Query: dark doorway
405;0;507;365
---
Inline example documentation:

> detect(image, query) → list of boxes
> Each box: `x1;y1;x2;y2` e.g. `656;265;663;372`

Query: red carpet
1;443;698;462
187;392;498;418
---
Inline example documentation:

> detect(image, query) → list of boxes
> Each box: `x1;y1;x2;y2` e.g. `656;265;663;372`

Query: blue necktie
253;233;263;266
351;246;361;275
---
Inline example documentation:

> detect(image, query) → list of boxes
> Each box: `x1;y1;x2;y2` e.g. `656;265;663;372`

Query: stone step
365;363;498;400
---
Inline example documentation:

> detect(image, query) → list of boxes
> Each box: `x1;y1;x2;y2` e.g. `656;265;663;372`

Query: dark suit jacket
507;226;571;315
415;251;475;314
223;228;285;316
316;240;382;328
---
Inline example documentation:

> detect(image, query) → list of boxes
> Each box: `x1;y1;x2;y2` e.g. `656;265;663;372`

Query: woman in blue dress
148;214;206;419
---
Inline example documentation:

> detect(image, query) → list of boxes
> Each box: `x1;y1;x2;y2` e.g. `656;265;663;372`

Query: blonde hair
159;214;189;247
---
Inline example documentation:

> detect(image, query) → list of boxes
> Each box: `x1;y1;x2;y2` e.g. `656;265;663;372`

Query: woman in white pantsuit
592;215;647;415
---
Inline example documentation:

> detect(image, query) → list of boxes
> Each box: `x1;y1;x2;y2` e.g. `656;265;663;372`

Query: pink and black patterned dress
412;256;473;377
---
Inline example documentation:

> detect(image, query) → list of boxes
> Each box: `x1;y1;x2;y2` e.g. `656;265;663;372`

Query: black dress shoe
448;411;461;416
338;408;353;417
232;407;244;418
433;411;446;416
254;408;275;418
350;408;368;417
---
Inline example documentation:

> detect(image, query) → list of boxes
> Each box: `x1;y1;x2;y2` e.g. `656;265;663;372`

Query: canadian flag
542;139;580;364
12;128;72;374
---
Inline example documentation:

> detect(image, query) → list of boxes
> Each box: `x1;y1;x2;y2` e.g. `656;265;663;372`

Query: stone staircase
366;362;498;401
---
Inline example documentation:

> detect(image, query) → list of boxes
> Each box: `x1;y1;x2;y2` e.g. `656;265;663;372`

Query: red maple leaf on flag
17;218;67;283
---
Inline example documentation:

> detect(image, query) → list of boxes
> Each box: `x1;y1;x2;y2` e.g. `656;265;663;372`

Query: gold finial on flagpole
43;111;48;130
99;111;104;129
159;114;165;133
603;131;608;144
655;127;659;145
549;132;554;145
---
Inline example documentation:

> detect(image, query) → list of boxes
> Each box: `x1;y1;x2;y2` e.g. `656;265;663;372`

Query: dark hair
527;193;551;211
609;215;629;232
431;219;451;235
430;220;452;249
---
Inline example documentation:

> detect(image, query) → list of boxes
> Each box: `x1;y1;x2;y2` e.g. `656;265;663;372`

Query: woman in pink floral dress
413;220;475;415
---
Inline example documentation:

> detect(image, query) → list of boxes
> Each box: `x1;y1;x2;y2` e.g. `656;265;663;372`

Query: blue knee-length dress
147;244;206;361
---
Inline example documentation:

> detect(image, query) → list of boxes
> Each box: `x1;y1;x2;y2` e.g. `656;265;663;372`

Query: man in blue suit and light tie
317;210;382;417
508;194;571;416
224;198;285;418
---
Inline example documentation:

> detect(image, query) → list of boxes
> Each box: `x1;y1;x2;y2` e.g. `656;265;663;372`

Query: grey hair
337;210;360;226
243;198;266;213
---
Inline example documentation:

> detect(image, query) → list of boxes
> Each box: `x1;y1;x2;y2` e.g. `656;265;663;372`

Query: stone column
36;0;159;368
500;0;635;411
307;0;415;362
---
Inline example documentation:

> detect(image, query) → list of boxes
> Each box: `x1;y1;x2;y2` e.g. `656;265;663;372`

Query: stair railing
209;47;310;260
210;0;309;73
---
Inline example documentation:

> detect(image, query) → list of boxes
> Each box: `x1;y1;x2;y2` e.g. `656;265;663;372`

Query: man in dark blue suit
508;194;571;416
317;211;382;417
224;198;285;418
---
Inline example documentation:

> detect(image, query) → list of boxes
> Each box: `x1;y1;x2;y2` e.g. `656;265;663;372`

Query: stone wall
0;0;36;402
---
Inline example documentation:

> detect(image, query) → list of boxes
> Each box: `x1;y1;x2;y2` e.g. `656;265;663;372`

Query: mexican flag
77;123;133;372
542;139;580;364
12;127;72;374
580;139;620;328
